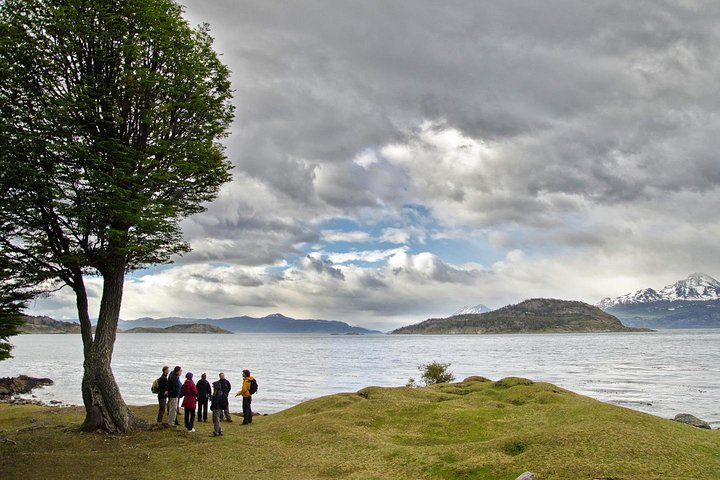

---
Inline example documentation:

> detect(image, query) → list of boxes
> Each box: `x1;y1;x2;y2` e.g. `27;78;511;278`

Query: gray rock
516;472;536;480
673;413;711;429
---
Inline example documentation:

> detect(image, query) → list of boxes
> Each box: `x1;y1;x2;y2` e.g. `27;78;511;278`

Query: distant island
392;298;652;334
122;323;233;334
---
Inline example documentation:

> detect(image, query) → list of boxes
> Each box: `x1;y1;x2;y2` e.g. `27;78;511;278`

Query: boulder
673;413;711;429
515;472;536;480
0;375;54;397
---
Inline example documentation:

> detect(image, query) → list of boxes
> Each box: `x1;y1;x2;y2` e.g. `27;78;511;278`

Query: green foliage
419;361;455;386
0;256;29;361
0;0;234;280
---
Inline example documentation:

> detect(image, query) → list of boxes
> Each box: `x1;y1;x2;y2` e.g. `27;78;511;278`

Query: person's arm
240;378;249;396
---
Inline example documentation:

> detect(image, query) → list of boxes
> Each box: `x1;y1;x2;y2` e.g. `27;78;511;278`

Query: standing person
196;373;211;422
218;372;232;422
235;369;256;425
166;366;182;427
209;380;227;437
181;372;198;432
156;366;169;423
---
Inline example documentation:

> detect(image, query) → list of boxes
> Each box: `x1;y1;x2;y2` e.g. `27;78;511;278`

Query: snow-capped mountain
598;273;720;309
451;304;493;316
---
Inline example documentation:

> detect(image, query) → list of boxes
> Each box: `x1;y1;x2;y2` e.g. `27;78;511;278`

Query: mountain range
19;313;380;334
117;313;380;334
597;273;720;328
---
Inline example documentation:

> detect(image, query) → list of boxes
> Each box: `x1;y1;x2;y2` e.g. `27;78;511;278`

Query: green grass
1;377;718;479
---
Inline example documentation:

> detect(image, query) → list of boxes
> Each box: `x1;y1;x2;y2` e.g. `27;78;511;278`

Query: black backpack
249;378;258;395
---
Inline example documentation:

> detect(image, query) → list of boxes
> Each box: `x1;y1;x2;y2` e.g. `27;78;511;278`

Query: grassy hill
122;323;233;334
0;376;717;479
393;298;650;334
18;316;82;334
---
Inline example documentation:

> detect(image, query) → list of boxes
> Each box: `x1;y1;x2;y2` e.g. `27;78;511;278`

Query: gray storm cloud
27;1;720;325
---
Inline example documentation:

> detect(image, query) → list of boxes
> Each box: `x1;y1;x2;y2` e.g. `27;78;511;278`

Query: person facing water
218;372;232;422
156;366;169;423
235;369;255;425
210;380;228;437
181;372;198;432
196;373;212;423
166;366;182;427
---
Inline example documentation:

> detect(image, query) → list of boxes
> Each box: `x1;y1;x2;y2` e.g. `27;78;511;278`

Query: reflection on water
1;330;718;426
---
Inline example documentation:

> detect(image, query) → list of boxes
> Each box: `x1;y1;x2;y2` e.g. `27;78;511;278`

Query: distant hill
119;313;380;334
19;316;82;334
598;273;720;328
123;323;233;334
392;298;651;334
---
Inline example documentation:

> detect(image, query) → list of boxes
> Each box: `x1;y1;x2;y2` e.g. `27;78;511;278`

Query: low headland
392;298;653;334
0;376;717;479
121;323;233;334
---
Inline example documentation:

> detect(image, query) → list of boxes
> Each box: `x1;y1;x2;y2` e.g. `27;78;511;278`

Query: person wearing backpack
235;369;257;425
209;380;227;437
195;373;212;422
155;366;169;423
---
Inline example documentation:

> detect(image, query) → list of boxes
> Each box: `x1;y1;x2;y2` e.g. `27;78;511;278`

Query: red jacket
181;379;198;409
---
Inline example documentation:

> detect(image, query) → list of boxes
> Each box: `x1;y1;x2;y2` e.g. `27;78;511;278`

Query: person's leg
242;396;251;424
200;400;207;421
157;397;166;423
168;397;178;426
212;409;221;435
224;405;232;422
247;396;252;423
184;407;190;431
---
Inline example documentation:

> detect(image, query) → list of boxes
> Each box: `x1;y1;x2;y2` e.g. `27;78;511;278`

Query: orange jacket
237;375;255;397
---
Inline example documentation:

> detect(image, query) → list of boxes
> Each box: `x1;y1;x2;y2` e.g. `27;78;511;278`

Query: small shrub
419;361;455;386
405;378;418;388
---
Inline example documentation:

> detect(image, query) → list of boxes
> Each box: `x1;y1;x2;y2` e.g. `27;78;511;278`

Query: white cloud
324;247;408;264
321;230;373;243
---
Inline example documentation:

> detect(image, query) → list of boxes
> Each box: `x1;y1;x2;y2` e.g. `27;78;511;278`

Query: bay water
1;330;718;426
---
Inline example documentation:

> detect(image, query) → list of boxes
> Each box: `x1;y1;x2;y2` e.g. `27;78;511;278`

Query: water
1;330;718;426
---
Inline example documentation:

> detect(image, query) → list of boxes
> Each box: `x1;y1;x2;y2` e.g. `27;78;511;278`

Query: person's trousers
197;399;208;422
168;397;179;426
242;396;252;424
223;406;232;421
157;396;167;423
184;407;195;431
212;409;222;435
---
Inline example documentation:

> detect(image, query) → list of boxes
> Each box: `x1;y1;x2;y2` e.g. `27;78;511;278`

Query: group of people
155;366;256;437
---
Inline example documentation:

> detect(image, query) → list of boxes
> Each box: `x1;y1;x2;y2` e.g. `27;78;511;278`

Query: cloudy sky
31;0;720;330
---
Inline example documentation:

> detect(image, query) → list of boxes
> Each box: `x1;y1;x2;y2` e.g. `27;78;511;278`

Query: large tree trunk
79;264;147;433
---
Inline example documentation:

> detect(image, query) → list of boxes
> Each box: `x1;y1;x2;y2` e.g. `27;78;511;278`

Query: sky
30;0;720;331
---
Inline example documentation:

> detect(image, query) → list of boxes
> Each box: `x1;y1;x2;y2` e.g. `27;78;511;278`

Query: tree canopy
0;0;234;432
0;256;28;361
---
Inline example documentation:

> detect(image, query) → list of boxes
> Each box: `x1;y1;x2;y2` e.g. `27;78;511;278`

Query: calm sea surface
1;330;718;426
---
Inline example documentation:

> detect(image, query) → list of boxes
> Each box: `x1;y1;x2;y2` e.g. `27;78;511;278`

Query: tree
0;256;28;361
419;361;455;385
0;0;234;432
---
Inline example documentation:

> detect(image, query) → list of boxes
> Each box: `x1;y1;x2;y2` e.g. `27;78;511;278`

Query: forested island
122;323;233;334
392;298;652;334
